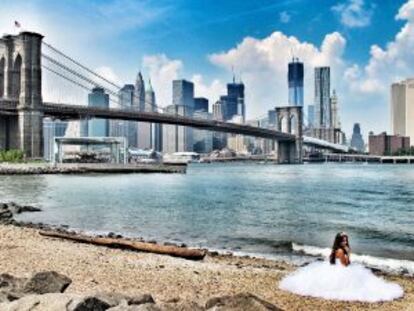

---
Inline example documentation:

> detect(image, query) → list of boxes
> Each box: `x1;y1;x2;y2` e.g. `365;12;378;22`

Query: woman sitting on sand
279;232;404;302
329;232;350;266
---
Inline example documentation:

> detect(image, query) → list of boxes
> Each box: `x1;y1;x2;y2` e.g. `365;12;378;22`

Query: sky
1;0;413;138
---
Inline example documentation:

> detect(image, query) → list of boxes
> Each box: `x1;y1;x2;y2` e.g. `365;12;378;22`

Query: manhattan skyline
1;0;412;138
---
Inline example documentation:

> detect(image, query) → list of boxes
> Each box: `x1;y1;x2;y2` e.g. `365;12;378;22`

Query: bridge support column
17;110;43;158
277;139;302;164
275;106;303;164
0;31;44;158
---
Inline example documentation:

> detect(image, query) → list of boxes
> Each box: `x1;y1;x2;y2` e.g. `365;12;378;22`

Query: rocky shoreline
0;203;413;310
0;163;186;175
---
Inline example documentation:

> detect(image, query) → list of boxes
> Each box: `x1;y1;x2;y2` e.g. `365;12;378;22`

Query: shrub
0;149;25;163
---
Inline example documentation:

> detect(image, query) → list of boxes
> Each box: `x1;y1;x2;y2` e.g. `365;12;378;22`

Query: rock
94;292;154;307
0;209;13;223
128;294;155;305
160;301;204;311
108;302;161;311
0;293;157;311
205;293;283;311
23;271;72;294
0;293;74;311
108;232;116;238
0;273;27;302
68;296;111;311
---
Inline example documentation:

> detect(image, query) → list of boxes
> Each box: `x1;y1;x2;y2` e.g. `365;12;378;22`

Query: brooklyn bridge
0;32;347;164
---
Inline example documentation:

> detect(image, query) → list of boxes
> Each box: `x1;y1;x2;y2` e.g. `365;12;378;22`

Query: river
2;163;414;274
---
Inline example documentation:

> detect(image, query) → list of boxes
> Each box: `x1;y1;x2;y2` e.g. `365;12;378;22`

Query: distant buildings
330;90;340;129
135;72;153;149
88;87;109;137
194;97;209;112
193;110;213;154
162;80;195;153
307;105;314;128
391;79;414;144
219;77;245;122
288;58;304;106
350;123;365;152
309;67;345;144
43;118;68;161
111;84;135;146
314;67;331;128
369;132;410;156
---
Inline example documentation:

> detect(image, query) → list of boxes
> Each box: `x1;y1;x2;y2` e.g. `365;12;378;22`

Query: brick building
369;132;410;155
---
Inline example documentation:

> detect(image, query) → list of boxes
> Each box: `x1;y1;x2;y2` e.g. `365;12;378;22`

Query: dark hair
329;232;350;264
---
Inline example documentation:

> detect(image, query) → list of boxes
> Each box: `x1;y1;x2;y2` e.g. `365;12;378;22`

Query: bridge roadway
0;100;296;142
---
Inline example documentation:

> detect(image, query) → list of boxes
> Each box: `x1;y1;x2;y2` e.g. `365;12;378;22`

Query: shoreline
0;163;187;175
1;222;414;310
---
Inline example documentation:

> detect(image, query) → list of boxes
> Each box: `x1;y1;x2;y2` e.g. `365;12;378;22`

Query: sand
0;225;413;310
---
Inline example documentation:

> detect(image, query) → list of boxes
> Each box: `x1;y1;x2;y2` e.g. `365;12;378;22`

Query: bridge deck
0;101;296;141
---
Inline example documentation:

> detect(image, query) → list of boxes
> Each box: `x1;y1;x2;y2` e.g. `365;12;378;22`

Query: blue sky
2;0;414;138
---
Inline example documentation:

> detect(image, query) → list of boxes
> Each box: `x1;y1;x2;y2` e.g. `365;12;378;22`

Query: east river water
1;163;414;274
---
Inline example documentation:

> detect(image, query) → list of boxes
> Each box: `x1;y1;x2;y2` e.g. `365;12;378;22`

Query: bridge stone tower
276;106;303;163
0;32;43;158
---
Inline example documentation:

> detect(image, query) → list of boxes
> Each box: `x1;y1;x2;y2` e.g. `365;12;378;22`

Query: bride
279;232;404;302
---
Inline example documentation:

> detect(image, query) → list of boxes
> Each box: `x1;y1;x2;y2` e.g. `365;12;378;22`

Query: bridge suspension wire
42;64;119;106
42;41;166;113
42;41;122;91
42;53;120;98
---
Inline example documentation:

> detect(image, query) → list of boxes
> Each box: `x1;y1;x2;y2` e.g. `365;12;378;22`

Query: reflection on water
1;163;414;264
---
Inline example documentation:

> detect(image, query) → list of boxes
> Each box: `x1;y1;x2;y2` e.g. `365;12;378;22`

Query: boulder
160;301;205;311
67;296;111;311
205;293;283;311
23;271;72;294
0;293;76;311
0;273;27;302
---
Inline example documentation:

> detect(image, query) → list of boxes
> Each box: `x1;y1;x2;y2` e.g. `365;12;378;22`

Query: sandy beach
0;225;413;310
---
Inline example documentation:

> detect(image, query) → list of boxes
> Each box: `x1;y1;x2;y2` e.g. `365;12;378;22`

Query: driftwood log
39;230;206;261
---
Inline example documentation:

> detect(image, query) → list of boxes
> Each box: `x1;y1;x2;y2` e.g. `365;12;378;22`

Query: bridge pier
0;32;44;158
275;106;303;164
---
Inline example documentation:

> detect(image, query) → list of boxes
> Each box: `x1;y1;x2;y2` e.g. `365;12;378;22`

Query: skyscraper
163;80;194;153
145;80;162;151
288;58;304;106
134;72;146;110
111;84;135;146
194;97;209;112
330;90;340;129
391;79;414;143
350;123;365;152
307;105;314;128
134;72;153;149
220;78;245;121
88;87;109;137
314;67;331;128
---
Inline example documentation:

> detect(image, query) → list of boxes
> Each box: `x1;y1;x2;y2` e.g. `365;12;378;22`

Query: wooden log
39;230;206;261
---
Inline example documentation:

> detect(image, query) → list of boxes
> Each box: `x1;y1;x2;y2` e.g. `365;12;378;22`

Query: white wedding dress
279;261;404;302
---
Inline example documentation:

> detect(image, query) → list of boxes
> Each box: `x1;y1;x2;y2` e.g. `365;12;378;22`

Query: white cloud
142;54;183;107
332;0;374;28
279;11;291;24
191;74;226;108
209;31;346;119
345;0;414;95
142;54;226;110
95;66;121;86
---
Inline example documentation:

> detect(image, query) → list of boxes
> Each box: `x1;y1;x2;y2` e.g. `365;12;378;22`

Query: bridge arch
279;115;289;133
290;115;298;135
11;54;22;98
0;57;4;98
